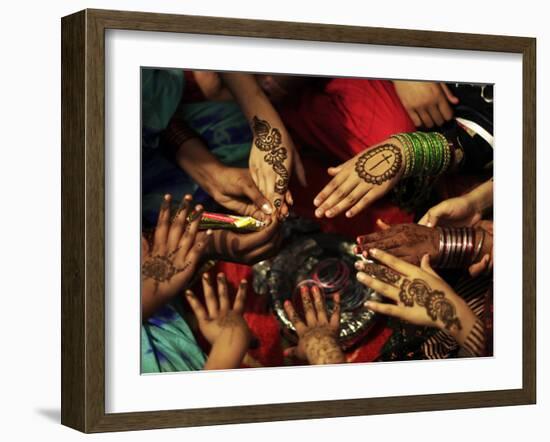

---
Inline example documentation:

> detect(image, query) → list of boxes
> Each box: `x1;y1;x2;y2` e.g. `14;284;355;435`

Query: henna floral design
361;262;401;285
398;278;462;331
252;116;290;197
141;248;190;294
355;144;403;185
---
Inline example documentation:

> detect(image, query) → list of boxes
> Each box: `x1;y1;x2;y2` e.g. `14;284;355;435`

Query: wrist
175;142;224;192
440;296;477;346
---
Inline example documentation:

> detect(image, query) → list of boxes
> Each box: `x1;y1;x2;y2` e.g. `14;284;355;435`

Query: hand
313;139;405;218
355;249;477;342
204;166;273;221
418;194;482;228
356;221;440;266
250;116;305;218
468;220;493;277
206;215;282;265
141;194;212;319
185;272;251;370
283;286;344;365
393;81;459;128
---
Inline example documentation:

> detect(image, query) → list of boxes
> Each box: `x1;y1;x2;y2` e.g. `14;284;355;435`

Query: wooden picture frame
61;8;536;433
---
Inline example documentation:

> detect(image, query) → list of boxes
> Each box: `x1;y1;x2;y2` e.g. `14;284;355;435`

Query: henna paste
355;144;403;185
252;116;289;196
398;278;462;331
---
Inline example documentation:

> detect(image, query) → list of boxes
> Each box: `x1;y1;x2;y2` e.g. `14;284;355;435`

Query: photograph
140;69;494;373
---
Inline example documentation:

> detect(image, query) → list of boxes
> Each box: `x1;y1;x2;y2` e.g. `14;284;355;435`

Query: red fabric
190;78;418;366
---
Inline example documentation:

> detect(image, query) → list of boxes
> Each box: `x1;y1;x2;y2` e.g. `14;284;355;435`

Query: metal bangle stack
434;227;486;268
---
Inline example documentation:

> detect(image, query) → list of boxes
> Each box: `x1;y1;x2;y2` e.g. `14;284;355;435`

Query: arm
220;73;306;215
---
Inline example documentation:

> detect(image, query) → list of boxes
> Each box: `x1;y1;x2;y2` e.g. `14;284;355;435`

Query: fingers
283;300;307;335
313;164;349;208
438;99;454;122
314;177;356;218
201;272;218;317
240;215;280;252
184;229;212;266
141;235;150;258
283;346;303;360
418;109;435;129
242;178;273;216
366;248;417;278
178;204;204;255
468;254;491;277
216;273;230;314
300;285;317;326
153;194;172;253
356;272;400;302
345;191;377;218
364;300;401;318
233;279;248;313
440;83;459;105
420;254;439;278
407;109;422;128
167;194;192;251
185;290;208;322
328;186;368;219
311;286;328;325
329;292;341;330
428;104;445;127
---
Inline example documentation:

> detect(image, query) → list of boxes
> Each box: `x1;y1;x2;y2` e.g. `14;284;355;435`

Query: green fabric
141;303;206;373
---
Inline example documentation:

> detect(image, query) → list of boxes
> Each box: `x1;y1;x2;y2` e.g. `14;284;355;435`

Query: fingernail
288;194;294;205
262;203;273;214
427;222;433;228
313;198;320;206
326;210;333;218
185;290;194;297
354;261;362;270
164;194;171;201
346;211;353;218
362;251;369;258
369;248;378;256
315;209;323;218
203;273;209;280
364;301;373;308
217;273;225;280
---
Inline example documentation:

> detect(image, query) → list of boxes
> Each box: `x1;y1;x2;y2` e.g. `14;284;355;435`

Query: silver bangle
472;229;486;264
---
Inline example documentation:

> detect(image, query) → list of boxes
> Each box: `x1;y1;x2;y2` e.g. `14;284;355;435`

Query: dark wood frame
61;8;536;433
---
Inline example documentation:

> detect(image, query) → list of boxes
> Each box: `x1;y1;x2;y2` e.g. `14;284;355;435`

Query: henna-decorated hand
393;81;459;128
355;249;478;343
283;286;345;365
141;194;212;320
313;139;405;219
355;221;439;266
250;116;305;218
205;215;282;265
185;272;251;370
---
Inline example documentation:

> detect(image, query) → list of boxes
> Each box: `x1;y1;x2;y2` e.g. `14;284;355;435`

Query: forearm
174;138;224;192
445;300;486;357
220;73;287;132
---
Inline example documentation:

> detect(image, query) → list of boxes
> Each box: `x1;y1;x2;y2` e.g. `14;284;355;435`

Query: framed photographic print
61;9;536;433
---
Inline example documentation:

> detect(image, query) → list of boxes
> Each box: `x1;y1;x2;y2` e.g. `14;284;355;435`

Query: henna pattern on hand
398;278;462;331
252;116;289;196
141;249;191;294
302;328;344;365
362;262;401;285
355;144;403;185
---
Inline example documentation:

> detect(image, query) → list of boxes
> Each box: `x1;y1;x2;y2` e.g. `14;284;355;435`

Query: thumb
293;149;308;187
284;346;306;361
419;203;449;227
242;180;273;216
440;83;459;105
376;218;391;231
327;164;344;176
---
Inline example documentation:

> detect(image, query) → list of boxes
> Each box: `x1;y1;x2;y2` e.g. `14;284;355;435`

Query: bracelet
435;227;480;269
472;229;486;264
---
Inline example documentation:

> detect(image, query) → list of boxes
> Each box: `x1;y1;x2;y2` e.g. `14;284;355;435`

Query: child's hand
185;272;251;369
141;194;212;319
283;286;345;365
313;139;405;219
